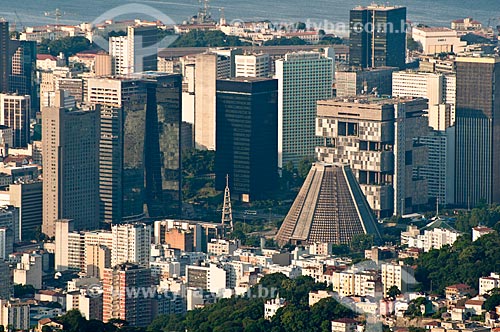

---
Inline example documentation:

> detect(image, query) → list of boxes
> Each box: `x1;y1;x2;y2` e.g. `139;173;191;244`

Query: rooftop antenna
221;174;233;235
45;8;65;25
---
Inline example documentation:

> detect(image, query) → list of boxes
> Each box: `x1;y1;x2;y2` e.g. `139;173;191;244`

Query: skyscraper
9;40;37;115
275;51;333;168
42;93;100;237
349;5;407;69
215;78;278;202
455;56;500;207
194;52;232;150
102;263;152;327
87;73;182;224
316;97;429;217
0;94;30;148
0;20;9;93
127;25;158;73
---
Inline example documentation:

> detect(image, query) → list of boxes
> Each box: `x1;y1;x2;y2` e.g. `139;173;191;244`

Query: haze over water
0;0;498;35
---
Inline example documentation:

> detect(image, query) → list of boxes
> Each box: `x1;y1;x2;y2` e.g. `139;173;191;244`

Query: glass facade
215;78;278;201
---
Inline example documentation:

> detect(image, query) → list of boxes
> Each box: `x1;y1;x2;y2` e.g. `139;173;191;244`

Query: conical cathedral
276;162;381;246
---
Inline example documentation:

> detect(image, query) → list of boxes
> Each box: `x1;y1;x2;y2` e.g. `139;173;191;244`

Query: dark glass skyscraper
9;40;38;115
455;56;500;207
349;5;407;69
87;73;182;224
215;78;278;202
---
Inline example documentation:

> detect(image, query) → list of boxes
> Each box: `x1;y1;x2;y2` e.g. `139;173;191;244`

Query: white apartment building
111;223;151;268
235;53;270;78
207;238;239;256
406;226;461;252
264;297;286;320
479;273;500;295
0;94;30;148
109;36;131;75
381;263;415;296
186;263;228;295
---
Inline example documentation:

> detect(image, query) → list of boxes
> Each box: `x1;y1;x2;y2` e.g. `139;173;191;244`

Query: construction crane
44;8;65;25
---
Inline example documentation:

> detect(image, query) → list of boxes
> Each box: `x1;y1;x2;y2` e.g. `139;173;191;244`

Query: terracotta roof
37;54;57;61
446;283;471;290
332;318;358;324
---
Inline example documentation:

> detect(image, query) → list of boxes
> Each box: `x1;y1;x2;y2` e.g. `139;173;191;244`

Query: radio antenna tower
221;174;233;235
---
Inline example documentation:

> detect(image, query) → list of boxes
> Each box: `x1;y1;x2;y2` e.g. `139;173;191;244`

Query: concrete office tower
109;36;130;75
349;5;407;69
87;73;182;223
455;56;500;207
42;93;100;237
9;181;42;241
215;78;278;202
336;67;397;97
111;223;151;268
235;53;270;78
94;52;112;76
276;163;381;246
316;97;429;217
392;71;457;126
127;25;158;73
102;263;152;327
0;94;30;148
0;20;9;93
275;51;334;168
194;52;232;150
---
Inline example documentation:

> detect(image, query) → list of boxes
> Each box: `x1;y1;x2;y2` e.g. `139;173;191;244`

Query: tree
263;37;307;46
171;30;247;47
350;234;374;251
297;156;316;180
387;286;401;299
41;326;53;332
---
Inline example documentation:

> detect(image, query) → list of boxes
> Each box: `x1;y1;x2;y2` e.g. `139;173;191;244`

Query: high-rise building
42;94;100;237
235;53;270;78
316;97;429;217
417;128;456;206
336;67;397;97
0;21;10;93
9;181;42;241
349;5;407;69
109;36;130;75
111;223;151;268
9;40;38;115
102;263;152;327
392;71;457;126
215;78;278;201
194;52;231;150
87;73;182;224
0;94;30;148
127;25;158;73
275;51;334;167
455;56;500;207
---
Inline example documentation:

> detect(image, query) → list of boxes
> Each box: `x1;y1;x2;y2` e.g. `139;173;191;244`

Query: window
338;122;358;136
